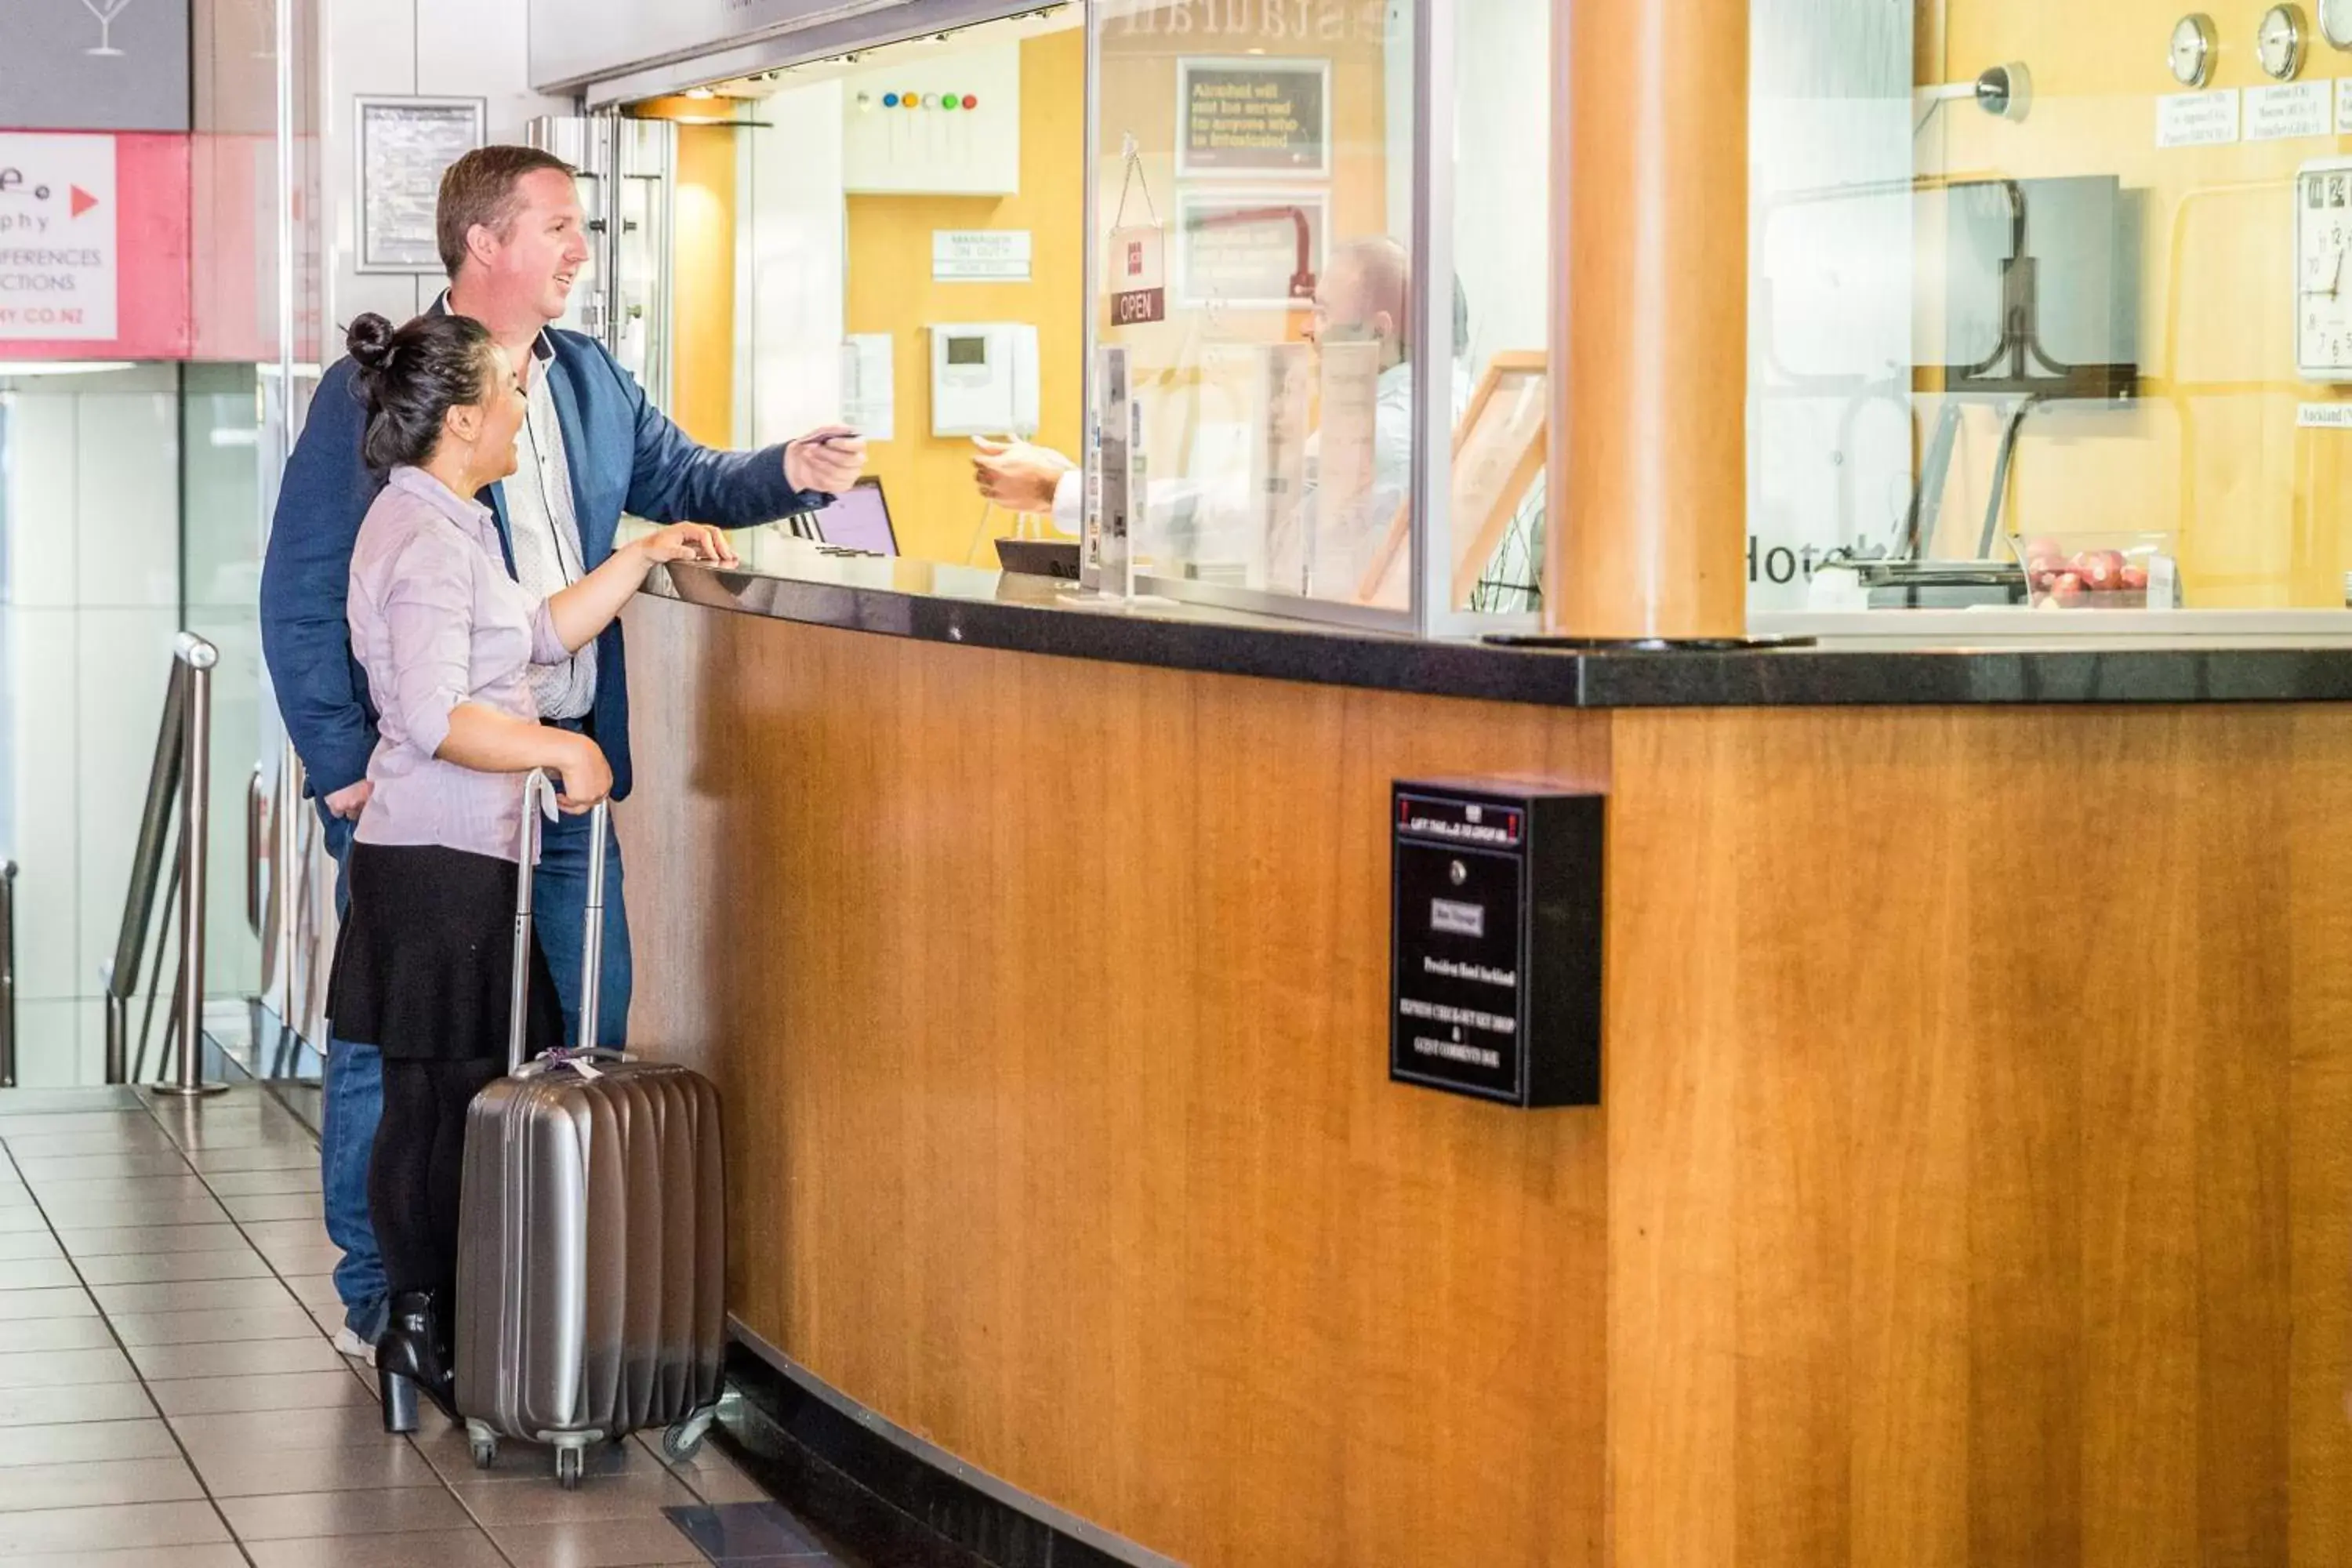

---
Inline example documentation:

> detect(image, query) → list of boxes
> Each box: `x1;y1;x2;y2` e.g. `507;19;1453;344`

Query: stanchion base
1483;633;1817;652
151;1080;230;1098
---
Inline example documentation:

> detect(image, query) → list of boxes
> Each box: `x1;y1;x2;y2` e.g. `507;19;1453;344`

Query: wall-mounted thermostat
2296;158;2352;381
929;322;1040;438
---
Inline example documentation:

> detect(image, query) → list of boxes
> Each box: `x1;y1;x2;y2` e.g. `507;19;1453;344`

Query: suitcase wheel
554;1444;585;1490
466;1428;499;1470
662;1411;714;1465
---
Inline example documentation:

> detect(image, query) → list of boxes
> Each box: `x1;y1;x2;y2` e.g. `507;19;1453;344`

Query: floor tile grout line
0;1123;260;1567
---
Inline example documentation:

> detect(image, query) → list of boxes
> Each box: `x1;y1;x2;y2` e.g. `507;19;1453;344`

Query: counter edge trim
726;1315;1188;1568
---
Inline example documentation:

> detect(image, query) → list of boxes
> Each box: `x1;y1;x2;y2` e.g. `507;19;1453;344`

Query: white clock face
2172;14;2217;85
2260;4;2307;78
2298;168;2352;380
2324;0;2352;48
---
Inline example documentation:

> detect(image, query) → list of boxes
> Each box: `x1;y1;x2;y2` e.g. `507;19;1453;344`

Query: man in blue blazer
260;145;864;1358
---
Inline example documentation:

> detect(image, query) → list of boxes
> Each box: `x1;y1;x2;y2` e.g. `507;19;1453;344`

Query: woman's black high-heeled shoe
376;1290;460;1432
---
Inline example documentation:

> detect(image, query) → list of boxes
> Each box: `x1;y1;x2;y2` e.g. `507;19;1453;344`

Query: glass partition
616;7;1090;572
1438;0;1548;622
608;1;1554;633
1081;0;1548;633
1751;0;2352;630
1086;0;1421;625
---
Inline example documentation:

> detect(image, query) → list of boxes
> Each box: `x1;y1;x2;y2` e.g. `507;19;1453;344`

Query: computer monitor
812;477;897;557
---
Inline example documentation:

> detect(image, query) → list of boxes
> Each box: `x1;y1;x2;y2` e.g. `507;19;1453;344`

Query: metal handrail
0;859;16;1091
103;634;226;1095
247;765;267;936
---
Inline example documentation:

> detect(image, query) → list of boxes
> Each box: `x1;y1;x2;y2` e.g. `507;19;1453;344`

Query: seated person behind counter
973;237;1462;597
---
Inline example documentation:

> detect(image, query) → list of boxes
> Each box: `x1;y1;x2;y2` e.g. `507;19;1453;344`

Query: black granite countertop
640;553;2352;710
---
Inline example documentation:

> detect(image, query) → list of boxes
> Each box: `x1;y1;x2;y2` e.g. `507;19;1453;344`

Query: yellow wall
844;29;1087;565
670;120;740;449
1933;1;2352;605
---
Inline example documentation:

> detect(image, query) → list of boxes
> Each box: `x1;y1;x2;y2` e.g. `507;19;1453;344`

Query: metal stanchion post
104;991;127;1087
158;635;226;1098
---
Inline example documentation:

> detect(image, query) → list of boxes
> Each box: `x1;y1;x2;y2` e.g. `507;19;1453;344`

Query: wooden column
1547;0;1750;640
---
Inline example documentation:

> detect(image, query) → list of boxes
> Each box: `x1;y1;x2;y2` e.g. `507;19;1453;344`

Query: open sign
1109;224;1165;326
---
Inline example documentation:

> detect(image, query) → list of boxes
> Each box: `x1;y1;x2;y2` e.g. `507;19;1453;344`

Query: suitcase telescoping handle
508;768;612;1073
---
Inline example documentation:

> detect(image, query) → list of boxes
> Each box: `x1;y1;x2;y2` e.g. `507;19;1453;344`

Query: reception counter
616;553;2352;1568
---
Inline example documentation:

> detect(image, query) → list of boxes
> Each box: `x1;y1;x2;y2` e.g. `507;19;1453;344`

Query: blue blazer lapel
484;481;518;576
543;361;609;566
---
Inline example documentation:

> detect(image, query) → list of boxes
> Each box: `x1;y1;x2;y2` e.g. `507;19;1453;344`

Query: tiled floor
0;1083;848;1567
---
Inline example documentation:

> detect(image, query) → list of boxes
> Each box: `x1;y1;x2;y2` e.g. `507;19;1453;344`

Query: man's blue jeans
321;817;387;1343
316;795;630;1340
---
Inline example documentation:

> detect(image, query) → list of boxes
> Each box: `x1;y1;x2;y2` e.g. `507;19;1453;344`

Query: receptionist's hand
785;426;866;495
971;437;1072;514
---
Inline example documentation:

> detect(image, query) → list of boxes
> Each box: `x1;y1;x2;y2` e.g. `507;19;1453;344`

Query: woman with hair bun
325;310;731;1431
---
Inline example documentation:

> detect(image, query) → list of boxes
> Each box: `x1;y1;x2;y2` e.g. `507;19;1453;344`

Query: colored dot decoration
880;91;979;112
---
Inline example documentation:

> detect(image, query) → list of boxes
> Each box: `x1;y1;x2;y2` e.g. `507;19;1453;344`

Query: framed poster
357;96;486;273
1177;188;1328;311
1356;353;1548;609
1177;56;1332;179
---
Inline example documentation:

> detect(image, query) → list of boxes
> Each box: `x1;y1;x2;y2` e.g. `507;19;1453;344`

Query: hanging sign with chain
1109;134;1167;326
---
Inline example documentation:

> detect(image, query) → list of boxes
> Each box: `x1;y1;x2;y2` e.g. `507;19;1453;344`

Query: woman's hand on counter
549;526;735;654
632;523;738;570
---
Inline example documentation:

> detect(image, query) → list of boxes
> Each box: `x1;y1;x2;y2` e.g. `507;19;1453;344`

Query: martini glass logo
81;0;133;56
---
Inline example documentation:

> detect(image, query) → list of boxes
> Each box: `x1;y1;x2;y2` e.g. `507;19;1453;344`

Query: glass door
612;118;677;410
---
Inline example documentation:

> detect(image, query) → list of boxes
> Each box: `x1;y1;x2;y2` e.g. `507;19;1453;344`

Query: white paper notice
0;132;118;340
840;334;895;444
2299;401;2352;428
2337;78;2352;133
2249;80;2331;142
932;229;1032;281
2157;89;2240;148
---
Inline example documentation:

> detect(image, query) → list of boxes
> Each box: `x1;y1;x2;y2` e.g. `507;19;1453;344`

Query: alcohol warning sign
1178;58;1330;179
0;134;119;341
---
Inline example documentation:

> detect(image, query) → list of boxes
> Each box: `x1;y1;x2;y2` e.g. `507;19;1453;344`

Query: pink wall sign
0;130;191;360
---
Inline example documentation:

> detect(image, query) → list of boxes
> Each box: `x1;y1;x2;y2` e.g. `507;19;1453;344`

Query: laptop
811;477;897;557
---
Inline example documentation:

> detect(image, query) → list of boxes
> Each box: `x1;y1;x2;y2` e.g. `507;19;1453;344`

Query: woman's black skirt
327;841;561;1063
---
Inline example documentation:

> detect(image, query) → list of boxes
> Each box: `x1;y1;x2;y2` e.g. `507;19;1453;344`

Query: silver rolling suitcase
453;772;727;1488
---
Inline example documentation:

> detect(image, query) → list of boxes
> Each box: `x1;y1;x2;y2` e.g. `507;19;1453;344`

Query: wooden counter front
619;593;2352;1567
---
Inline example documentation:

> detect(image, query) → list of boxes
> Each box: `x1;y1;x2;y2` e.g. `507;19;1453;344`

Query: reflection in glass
1755;0;2352;622
1092;0;1422;614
